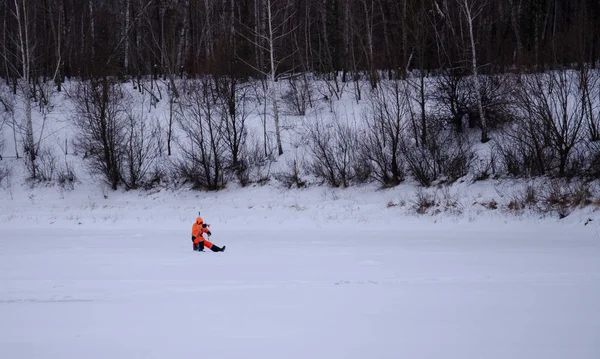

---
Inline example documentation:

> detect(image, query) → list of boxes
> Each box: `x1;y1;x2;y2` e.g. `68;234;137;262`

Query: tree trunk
14;0;37;177
124;0;131;74
267;0;283;156
462;0;489;143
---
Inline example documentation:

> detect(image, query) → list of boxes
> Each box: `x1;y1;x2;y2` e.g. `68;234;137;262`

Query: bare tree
237;0;298;156
512;71;586;177
507;0;523;67
579;65;600;142
306;115;360;188
431;68;474;133
403;122;473;186
281;74;312;116
0;87;18;158
70;78;127;190
359;0;378;89
176;78;229;190
121;108;162;189
362;80;409;186
216;75;252;170
10;0;36;178
458;0;489;143
0;107;5;159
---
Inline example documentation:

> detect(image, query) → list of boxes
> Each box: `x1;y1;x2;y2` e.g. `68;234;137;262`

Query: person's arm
202;223;211;236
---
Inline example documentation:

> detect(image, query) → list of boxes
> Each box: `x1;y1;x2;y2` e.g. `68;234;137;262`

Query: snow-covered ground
1;182;600;359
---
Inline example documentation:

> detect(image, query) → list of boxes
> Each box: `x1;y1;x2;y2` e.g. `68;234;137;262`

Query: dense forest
1;0;599;81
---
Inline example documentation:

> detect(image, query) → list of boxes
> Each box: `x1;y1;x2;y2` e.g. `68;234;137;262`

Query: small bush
439;187;463;215
523;184;538;205
358;125;403;187
307;118;360;188
482;199;498;210
507;198;524;211
25;147;57;182
504;180;596;218
0;165;10;186
236;140;272;187
505;184;538;213
540;180;594;218
404;127;473;187
56;161;77;191
412;190;437;214
585;143;600;179
282;75;313;116
274;157;307;189
472;154;497;182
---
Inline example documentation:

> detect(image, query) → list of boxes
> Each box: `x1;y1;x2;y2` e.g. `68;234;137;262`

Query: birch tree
507;0;523;67
458;0;489;143
238;0;297;156
12;0;36;178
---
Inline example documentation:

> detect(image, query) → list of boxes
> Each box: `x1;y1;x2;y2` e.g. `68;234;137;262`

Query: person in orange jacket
191;214;225;252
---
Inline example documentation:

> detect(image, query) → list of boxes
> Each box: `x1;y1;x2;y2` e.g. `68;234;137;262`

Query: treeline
1;0;599;82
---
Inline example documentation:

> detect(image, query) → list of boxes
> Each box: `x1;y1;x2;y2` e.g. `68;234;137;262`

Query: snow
1;79;600;358
1;182;600;359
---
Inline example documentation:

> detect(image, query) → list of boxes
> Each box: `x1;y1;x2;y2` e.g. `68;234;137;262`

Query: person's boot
193;243;198;251
198;241;205;252
210;244;225;252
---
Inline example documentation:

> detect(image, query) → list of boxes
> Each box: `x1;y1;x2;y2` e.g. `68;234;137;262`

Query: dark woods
1;0;599;82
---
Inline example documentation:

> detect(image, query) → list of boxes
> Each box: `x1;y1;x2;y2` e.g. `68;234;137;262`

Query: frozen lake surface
1;224;599;359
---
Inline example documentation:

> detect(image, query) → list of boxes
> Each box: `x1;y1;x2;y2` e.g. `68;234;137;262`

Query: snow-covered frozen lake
1;222;599;359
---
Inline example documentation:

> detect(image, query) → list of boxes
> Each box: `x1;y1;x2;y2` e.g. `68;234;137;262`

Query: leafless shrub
23;146;56;182
411;189;437;214
503;180;594;218
579;65;600;142
0;164;9;186
505;183;539;213
236;138;272;187
69;78;128;190
494;124;553;177
580;141;600;179
472;154;497;182
0;118;4;158
120;111;162;190
431;69;474;133
274;157;307;189
56;160;77;191
480;199;498;210
431;70;514;135
506;198;524;211
411;187;463;215
523;184;539;205
509;71;586;177
176;79;229;190
477;74;516;130
403;122;474;186
35;148;58;182
306;117;360;188
539;180;593;218
216;76;252;172
361;81;408;187
438;187;464;215
282;75;313;116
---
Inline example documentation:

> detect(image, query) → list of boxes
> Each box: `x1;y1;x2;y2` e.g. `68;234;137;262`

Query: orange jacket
191;217;210;237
